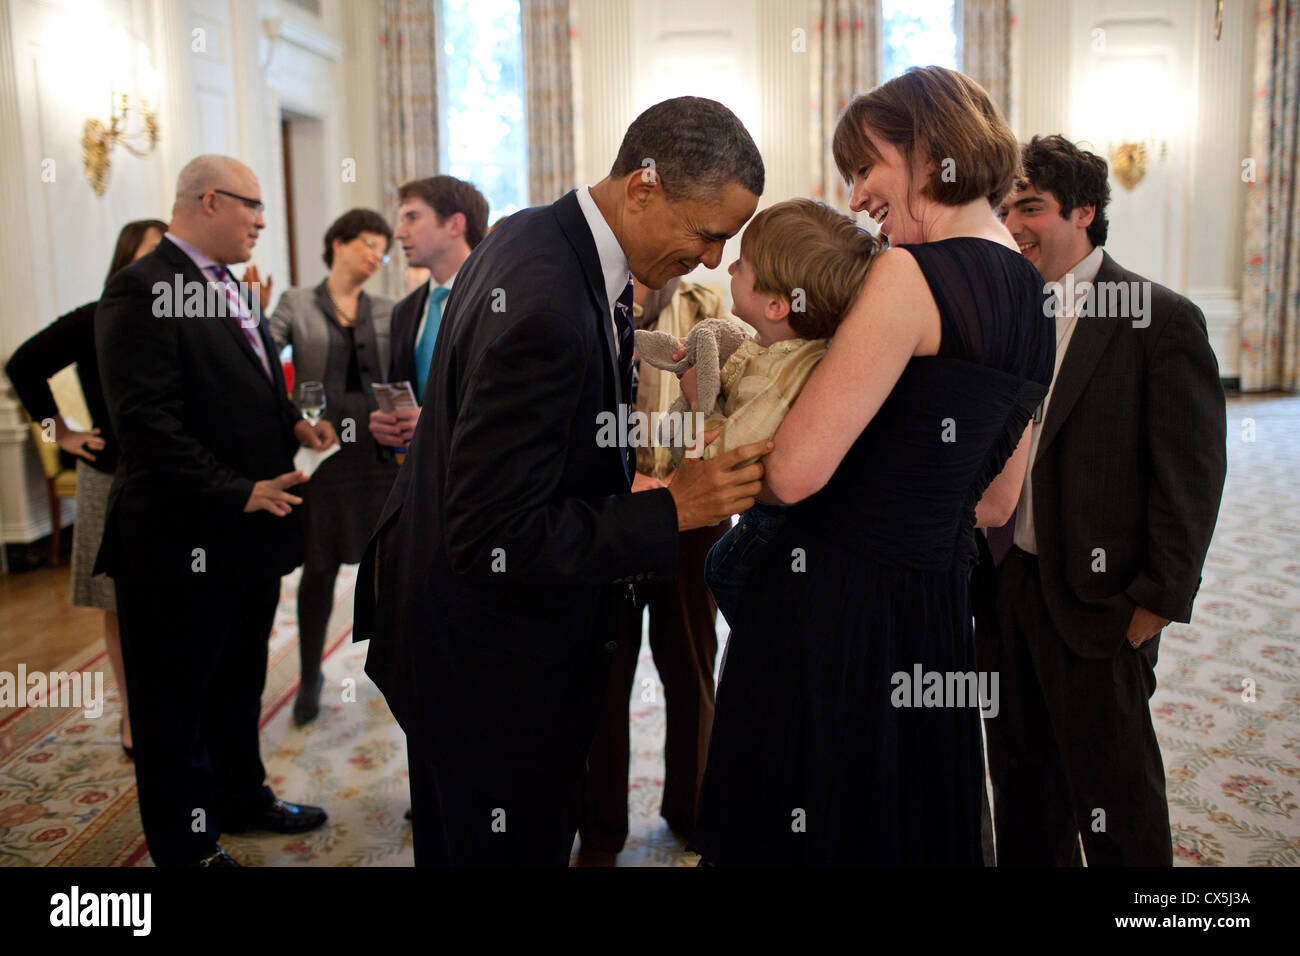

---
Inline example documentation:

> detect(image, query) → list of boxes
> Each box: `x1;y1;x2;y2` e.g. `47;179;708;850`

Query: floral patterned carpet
1157;393;1300;865
0;393;1297;867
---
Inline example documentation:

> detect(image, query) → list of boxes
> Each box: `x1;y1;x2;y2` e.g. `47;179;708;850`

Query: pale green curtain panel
1241;0;1300;392
959;0;1012;120
810;0;880;213
522;0;576;205
378;0;442;295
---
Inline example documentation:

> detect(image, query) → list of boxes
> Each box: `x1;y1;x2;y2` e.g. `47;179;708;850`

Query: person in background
269;209;398;725
96;154;336;867
577;275;731;865
368;176;489;451
976;135;1227;866
5;218;167;758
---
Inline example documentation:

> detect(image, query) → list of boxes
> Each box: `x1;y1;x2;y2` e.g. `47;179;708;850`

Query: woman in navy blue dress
691;67;1055;865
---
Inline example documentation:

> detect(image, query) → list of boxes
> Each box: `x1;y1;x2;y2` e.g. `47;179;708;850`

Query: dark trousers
977;550;1173;866
580;521;728;851
407;741;591;867
115;569;280;867
405;635;613;867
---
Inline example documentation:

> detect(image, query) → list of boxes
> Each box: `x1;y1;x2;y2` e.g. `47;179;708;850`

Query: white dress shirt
1014;244;1105;554
575;185;632;358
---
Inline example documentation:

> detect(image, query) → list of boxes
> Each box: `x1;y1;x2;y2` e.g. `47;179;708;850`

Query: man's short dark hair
322;208;393;267
1019;135;1111;247
610;97;764;203
397;175;490;250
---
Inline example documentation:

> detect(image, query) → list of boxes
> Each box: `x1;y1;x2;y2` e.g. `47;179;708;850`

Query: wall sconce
82;95;159;195
1110;138;1168;191
82;41;160;196
1088;52;1176;191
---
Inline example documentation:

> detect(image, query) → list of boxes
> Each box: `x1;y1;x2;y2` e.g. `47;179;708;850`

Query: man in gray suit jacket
977;135;1227;866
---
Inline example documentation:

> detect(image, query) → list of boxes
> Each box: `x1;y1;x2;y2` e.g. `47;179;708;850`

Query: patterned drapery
1241;0;1300;392
959;0;1012;122
810;0;880;213
522;0;576;205
378;0;441;297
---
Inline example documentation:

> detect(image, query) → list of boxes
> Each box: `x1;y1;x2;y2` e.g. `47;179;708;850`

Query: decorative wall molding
1189;286;1243;378
262;14;342;61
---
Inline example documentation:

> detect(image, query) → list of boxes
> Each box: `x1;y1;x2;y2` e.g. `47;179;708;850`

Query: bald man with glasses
95;154;338;867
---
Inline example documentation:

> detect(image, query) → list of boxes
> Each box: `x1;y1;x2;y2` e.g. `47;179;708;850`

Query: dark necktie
614;279;634;403
613;279;635;481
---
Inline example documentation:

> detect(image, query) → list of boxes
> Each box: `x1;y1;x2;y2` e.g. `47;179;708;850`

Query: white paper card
294;442;341;478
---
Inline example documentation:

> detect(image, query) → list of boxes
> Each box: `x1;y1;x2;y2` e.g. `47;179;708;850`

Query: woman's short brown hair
832;66;1020;209
740;199;883;339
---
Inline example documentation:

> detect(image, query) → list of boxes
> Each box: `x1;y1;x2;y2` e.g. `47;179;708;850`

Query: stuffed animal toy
634;317;751;461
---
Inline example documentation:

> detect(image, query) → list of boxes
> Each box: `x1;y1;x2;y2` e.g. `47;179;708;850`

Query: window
880;0;958;82
439;0;528;223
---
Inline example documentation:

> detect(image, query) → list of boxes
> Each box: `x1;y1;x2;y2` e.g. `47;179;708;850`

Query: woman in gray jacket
270;209;398;725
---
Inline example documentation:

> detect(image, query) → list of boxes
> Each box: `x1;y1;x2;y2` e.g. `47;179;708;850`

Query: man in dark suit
368;176;489;451
977;135;1227;866
96;155;338;867
354;97;771;866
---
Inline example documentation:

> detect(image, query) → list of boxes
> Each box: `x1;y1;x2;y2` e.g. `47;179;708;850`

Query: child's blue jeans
704;502;787;626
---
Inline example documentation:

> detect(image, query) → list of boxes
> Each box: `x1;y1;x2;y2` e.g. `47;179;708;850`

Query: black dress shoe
195;847;241;867
225;798;328;835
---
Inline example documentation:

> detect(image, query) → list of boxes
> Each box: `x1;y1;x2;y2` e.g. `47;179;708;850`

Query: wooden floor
0;564;105;673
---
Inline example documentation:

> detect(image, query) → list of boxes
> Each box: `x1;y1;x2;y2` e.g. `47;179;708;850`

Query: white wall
0;0;381;545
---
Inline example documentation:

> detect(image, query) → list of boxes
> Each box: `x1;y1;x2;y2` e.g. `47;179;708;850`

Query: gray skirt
70;459;116;611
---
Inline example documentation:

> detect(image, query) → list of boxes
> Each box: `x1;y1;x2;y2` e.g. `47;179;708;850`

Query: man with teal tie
369;176;489;450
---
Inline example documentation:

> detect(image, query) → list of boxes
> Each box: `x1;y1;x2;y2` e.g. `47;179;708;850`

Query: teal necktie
414;285;450;403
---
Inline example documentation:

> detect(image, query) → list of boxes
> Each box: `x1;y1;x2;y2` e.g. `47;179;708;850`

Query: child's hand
679;365;699;408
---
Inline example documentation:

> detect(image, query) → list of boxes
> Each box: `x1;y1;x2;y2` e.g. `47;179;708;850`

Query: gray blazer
269;282;396;394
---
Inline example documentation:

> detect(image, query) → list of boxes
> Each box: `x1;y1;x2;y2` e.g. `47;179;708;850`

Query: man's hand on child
668;438;771;531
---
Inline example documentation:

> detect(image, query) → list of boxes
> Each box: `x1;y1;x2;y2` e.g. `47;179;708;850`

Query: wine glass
295;381;326;426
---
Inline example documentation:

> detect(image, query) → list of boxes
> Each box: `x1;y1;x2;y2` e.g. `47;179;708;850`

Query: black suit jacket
355;190;680;764
387;280;429;384
1014;251;1227;657
6;301;120;474
94;237;303;581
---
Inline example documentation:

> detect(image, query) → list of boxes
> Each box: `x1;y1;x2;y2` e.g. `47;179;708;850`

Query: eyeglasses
358;235;391;265
204;188;265;215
